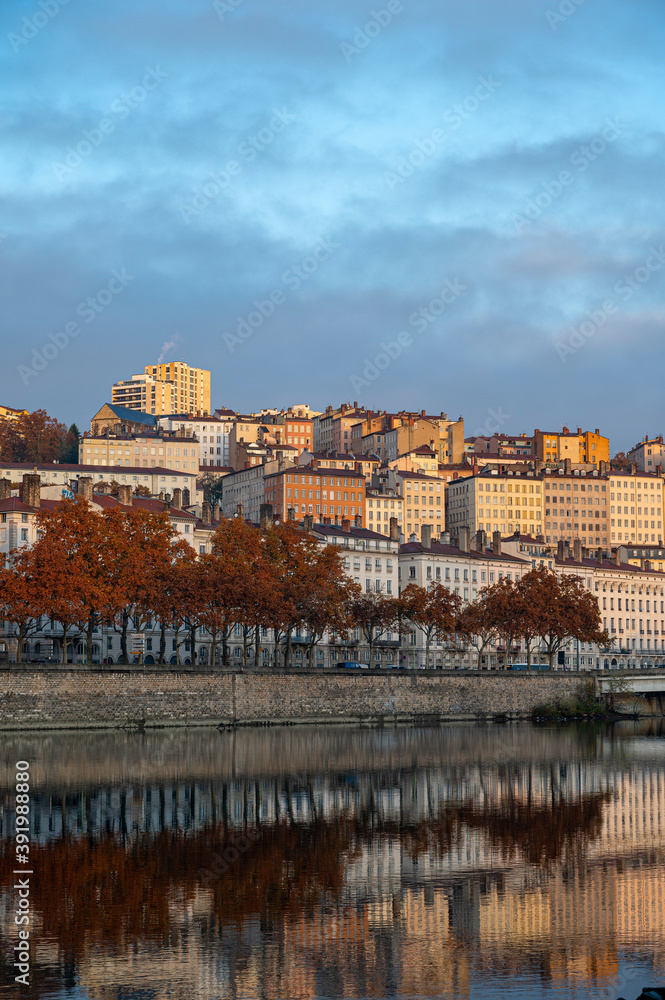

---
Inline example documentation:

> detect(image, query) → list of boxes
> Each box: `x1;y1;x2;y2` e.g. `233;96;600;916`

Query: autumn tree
101;506;180;663
262;523;329;669
60;424;80;464
400;583;462;668
31;498;110;663
300;546;355;666
347;591;398;666
610;451;631;471
0;409;68;463
457;582;509;669
518;567;609;669
0;549;47;662
198;472;226;506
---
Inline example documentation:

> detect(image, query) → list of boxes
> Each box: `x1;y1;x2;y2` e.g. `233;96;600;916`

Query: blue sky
1;0;664;450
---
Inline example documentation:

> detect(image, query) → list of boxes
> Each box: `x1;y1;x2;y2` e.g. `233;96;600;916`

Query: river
1;721;664;999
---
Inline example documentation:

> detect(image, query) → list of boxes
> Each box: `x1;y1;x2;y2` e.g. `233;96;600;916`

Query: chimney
440;529;450;545
0;479;12;501
564;458;572;474
235;502;244;519
459;526;470;553
202;502;212;525
475;529;486;552
211;503;219;523
260;503;273;529
613;548;621;566
303;514;314;530
323;516;331;525
645;559;652;572
421;524;432;549
573;538;582;563
287;507;295;522
117;484;133;506
557;540;566;561
78;476;93;503
172;488;182;509
21;474;40;509
389;516;400;541
630;463;637;475
354;513;362;528
492;530;501;555
182;488;191;507
341;518;351;532
596;546;604;563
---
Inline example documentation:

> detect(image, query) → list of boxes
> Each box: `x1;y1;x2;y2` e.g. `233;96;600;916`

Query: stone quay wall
0;668;590;731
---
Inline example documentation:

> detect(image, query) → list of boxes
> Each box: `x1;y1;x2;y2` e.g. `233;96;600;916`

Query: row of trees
0;409;79;464
0;497;607;667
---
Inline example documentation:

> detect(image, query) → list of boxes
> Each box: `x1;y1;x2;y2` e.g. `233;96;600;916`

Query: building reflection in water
0;720;663;999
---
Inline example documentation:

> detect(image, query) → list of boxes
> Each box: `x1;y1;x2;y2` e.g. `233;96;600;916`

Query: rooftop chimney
421;524;432;549
202;501;212;525
564;458;572;474
475;529;486;552
303;514;314;530
389;516;400;541
260;503;273;530
354;513;362;528
21;474;40;509
182;488;191;507
287;507;295;522
440;530;450;545
172;488;182;509
613;548;621;566
341;518;351;533
596;546;604;563
573;538;582;563
0;479;12;501
557;540;566;561
492;530;501;555
77;476;93;503
117;484;133;506
459;526;470;553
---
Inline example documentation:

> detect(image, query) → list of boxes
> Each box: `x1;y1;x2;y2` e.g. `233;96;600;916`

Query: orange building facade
264;464;365;524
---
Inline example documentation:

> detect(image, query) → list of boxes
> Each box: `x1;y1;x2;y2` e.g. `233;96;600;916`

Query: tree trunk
61;625;69;665
283;628;292;670
86;614;95;665
221;626;229;667
242;628;248;670
120;610;129;665
308;637;317;668
190;622;197;665
16;626;25;664
425;633;431;670
159;620;166;664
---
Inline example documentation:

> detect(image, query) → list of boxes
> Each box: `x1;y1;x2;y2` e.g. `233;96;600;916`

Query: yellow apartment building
448;467;544;539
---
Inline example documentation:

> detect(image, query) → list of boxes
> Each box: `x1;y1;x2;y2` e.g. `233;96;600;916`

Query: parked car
338;660;367;669
509;663;550;671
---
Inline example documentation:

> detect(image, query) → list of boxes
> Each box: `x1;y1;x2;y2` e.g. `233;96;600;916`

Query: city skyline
1;0;664;449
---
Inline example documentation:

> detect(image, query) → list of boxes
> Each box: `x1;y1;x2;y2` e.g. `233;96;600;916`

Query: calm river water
0;721;664;1000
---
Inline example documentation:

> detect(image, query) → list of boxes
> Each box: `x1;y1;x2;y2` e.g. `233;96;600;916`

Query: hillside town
2;362;665;671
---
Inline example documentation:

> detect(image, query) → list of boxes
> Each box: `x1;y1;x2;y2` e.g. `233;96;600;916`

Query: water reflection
0;720;664;999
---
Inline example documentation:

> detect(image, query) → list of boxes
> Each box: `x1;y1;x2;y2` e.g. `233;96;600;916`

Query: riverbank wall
0;667;611;731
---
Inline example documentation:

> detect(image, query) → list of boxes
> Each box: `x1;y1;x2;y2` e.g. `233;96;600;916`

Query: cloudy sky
1;0;663;450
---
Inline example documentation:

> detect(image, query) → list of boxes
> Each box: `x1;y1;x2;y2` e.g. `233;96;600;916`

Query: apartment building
533;426;609;466
260;410;313;451
111;362;211;416
221;464;270;523
0;462;199;508
365;480;403;538
384;412;465;464
627;435;665;473
159;411;236;467
79;431;199;471
448;467;544;539
264;465;365;524
314;403;368;454
542;467;610;547
0;405;29;422
608;469;664;545
144;362;211;415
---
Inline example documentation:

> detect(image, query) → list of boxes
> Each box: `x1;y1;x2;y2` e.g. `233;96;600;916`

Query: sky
1;0;664;451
